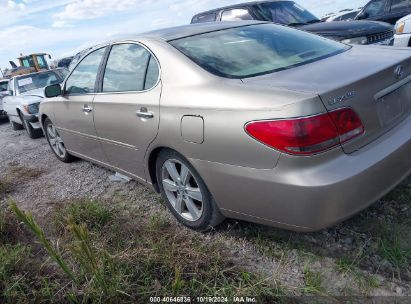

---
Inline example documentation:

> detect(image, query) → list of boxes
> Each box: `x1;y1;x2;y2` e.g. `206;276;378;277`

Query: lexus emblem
394;65;404;79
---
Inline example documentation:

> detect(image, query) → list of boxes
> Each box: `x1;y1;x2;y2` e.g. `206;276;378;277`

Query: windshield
16;70;65;93
258;1;320;25
170;24;349;79
0;81;8;92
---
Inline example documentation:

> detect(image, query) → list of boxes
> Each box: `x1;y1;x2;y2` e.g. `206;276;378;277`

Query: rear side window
65;47;106;95
102;43;159;92
170;24;348;79
192;13;217;23
144;56;160;90
221;9;254;21
390;0;409;12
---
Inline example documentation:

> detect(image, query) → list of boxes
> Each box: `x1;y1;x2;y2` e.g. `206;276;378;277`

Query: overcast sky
0;0;368;71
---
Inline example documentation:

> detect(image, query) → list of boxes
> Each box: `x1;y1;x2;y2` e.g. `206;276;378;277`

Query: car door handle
136;107;154;119
82;105;93;113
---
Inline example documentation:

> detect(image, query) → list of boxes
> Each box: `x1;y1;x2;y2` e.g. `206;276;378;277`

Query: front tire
44;118;74;163
156;149;225;231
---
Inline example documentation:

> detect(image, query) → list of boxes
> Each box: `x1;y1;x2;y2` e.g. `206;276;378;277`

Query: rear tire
44;118;74;163
156;149;225;231
18;112;42;139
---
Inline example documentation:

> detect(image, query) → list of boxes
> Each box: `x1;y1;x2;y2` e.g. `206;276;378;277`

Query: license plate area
377;88;404;127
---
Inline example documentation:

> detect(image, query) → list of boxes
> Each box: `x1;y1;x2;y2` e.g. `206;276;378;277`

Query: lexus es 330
40;22;411;231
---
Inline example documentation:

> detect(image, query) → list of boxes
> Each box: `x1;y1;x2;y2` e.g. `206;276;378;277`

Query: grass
301;267;323;294
1;199;283;303
335;255;380;292
374;220;411;278
383;185;411;202
0;165;44;201
8;165;44;179
0;178;11;200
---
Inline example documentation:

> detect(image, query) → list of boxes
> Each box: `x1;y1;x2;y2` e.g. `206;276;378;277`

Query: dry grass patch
1;199;283;303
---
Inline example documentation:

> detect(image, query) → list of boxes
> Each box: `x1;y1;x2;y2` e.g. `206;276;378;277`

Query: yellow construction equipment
7;53;52;77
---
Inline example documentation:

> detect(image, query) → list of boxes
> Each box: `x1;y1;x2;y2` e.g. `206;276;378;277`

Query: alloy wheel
161;159;204;222
46;124;66;158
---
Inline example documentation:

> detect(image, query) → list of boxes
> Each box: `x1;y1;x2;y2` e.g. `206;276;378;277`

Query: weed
54;199;113;232
302;266;323;294
148;213;171;230
9;201;76;282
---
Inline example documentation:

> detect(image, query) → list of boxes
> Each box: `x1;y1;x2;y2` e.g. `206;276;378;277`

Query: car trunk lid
242;46;411;154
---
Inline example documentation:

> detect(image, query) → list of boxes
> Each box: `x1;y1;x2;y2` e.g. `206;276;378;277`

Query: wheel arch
147;146;190;193
40;113;49;128
147;146;166;193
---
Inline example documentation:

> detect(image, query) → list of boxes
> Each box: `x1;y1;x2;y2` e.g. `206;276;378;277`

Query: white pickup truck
3;68;68;138
0;79;9;119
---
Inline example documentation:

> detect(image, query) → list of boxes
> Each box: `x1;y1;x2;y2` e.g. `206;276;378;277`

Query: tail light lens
245;108;364;155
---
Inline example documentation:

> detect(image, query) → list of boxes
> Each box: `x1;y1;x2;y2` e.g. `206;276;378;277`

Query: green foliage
9;201;76;283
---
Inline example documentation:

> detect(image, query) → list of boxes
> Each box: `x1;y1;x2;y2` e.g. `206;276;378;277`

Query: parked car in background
3;68;68;138
192;0;394;45
394;13;411;46
41;22;411;232
0;79;9;119
325;9;361;22
356;0;411;25
56;56;73;69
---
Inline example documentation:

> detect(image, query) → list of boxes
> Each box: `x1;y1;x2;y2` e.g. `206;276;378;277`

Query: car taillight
245;108;364;155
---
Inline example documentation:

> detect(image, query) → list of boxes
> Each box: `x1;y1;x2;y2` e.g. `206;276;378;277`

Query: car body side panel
142;38;326;170
52;94;108;162
189;111;411;230
93;84;162;180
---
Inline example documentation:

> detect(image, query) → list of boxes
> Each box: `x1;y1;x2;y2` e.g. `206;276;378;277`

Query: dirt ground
0;118;410;299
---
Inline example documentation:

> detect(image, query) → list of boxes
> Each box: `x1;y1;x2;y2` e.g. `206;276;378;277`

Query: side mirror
45;84;62;98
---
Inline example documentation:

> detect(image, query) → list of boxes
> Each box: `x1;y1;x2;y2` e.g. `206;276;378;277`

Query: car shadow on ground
217;181;411;282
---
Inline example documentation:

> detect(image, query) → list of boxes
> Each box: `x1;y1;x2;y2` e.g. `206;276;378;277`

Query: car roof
74;21;267;63
192;0;291;18
111;21;266;42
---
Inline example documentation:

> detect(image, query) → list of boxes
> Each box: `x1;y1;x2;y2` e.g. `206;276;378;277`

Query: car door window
65;47;106;95
390;0;409;12
221;8;253;21
102;43;159;92
364;0;388;17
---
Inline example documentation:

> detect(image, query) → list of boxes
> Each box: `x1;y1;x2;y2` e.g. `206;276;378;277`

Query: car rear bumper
394;34;411;47
191;113;411;231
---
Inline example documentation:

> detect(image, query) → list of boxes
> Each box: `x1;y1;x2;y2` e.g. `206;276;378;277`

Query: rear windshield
169;24;349;79
16;70;65;93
